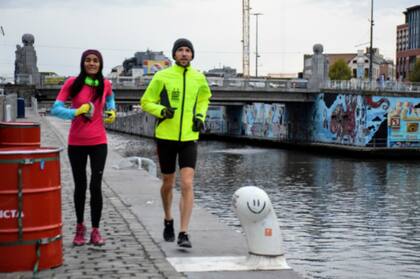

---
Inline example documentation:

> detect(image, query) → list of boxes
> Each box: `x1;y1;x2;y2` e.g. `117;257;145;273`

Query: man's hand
192;118;204;132
161;107;175;119
75;103;93;117
104;110;116;124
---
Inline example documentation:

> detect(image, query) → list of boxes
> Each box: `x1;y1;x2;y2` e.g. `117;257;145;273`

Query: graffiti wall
241;103;288;139
312;93;420;147
388;100;420;147
109;93;420;149
107;111;155;137
205;106;227;134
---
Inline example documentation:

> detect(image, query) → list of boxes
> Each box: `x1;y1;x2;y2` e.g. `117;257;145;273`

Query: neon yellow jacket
140;64;212;141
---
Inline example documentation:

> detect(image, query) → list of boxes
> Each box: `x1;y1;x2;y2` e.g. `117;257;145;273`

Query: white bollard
139;157;157;177
232;186;284;256
113;156;157;177
5;104;12;122
166;186;291;272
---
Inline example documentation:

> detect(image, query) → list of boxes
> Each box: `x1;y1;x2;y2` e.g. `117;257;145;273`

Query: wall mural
388;100;420;147
241;103;288;139
205;106;227;134
312;93;420;147
109;94;420;149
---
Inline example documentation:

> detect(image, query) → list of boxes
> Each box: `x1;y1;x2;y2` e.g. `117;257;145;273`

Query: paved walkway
1;109;303;279
1;110;183;279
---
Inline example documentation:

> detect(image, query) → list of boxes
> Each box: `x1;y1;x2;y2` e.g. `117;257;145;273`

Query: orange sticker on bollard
265;228;272;236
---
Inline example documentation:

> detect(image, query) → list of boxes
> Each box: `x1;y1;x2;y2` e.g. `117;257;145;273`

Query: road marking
166;255;290;272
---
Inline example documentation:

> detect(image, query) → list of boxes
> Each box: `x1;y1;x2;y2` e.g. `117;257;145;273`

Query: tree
329;59;352;80
409;60;420;82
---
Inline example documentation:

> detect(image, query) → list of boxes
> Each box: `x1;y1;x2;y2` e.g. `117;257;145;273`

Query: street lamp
369;0;374;81
252;12;263;77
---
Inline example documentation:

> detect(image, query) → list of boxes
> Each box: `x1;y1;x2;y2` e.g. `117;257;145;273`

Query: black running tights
68;144;107;228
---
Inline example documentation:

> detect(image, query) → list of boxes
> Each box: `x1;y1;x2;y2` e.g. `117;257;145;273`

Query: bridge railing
108;75;309;90
322;80;420;93
208;77;308;90
109;76;152;88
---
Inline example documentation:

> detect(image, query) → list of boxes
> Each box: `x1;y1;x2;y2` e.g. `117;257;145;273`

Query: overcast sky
0;0;418;78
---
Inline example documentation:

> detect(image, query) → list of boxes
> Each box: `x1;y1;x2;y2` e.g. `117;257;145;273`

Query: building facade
304;49;394;81
396;5;420;80
121;50;171;77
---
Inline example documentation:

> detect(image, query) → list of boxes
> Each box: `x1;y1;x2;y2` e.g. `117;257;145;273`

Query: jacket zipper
178;68;187;141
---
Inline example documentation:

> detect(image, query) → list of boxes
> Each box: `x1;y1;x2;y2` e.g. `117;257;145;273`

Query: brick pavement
0;111;185;279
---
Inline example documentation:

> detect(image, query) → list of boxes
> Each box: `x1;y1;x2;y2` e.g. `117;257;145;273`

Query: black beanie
172;38;194;60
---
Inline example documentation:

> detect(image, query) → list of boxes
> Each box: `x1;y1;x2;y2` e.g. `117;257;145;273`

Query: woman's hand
103;110;116;124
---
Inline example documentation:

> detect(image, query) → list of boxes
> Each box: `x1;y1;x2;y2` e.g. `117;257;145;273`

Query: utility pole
252;12;262;77
242;0;250;78
369;0;374;81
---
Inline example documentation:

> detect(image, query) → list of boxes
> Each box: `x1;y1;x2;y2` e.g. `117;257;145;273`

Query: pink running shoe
73;223;86;246
90;228;105;246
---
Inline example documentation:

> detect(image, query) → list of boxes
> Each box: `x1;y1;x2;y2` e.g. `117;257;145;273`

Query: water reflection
109;132;420;279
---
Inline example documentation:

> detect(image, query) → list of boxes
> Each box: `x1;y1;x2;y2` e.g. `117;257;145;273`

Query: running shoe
73;223;86;246
177;232;192;248
90;228;105;246
163;219;175;242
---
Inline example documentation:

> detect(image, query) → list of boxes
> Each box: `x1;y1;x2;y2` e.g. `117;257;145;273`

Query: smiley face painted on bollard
233;186;271;222
247;198;266;214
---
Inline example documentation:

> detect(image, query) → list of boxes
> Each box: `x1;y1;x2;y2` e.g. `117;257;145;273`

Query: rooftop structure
121;50;171;77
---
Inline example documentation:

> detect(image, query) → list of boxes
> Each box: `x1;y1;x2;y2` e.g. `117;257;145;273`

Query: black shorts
156;139;198;174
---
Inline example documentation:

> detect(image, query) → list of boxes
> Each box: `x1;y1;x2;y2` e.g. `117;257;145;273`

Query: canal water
109;132;420;279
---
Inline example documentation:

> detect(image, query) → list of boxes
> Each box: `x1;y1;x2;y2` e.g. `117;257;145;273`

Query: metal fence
108;76;309;90
35;74;420;93
323;80;420;92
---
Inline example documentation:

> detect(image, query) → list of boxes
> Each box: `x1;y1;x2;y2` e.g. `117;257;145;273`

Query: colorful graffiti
313;93;420;147
388;101;420;147
205;106;227;134
241;103;287;139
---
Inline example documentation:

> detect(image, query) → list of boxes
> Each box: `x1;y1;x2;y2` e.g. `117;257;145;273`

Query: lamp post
252;12;263;77
369;0;374;81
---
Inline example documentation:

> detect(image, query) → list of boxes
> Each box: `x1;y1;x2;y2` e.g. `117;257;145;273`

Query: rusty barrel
0;147;63;272
0;121;41;148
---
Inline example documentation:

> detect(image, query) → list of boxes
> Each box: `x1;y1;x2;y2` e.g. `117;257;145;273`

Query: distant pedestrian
140;38;211;248
51;49;116;246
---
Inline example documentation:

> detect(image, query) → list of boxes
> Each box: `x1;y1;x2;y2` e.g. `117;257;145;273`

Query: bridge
10;76;420;107
34;77;318;105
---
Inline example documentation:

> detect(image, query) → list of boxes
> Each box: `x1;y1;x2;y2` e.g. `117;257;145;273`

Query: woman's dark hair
70;49;104;101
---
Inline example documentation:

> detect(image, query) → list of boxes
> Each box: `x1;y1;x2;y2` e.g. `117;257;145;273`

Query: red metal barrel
0;147;63;272
0;122;41;148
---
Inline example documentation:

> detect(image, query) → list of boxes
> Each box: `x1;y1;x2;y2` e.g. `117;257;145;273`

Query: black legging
68;144;107;228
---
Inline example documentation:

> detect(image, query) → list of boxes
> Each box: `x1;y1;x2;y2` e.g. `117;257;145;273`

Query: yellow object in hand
75;103;92;117
104;110;116;124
